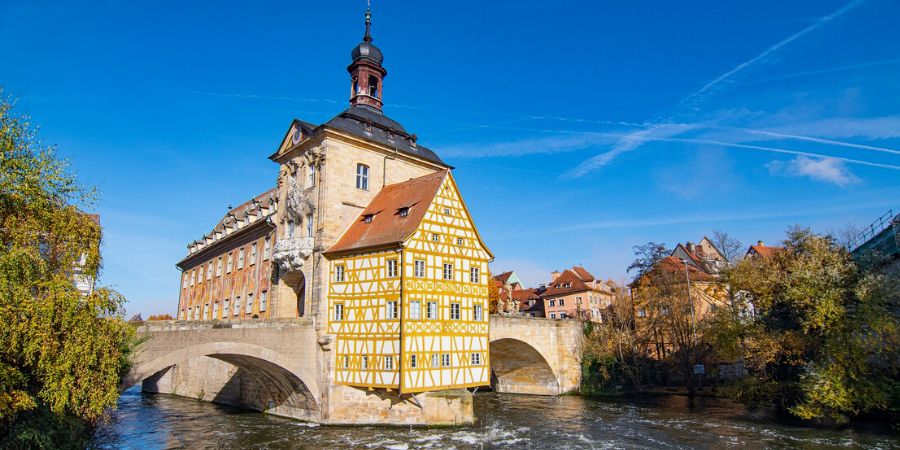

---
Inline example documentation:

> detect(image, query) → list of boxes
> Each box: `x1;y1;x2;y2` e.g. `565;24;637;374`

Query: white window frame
384;355;393;370
250;243;257;265
212;301;219;318
226;253;233;273
431;354;440;368
335;265;345;282
474;304;483;321
471;353;482;365
356;164;369;190
334;303;344;321
216;257;223;277
234;296;241;316
432;233;440;242
410;354;418;368
442;353;451;367
238;247;245;269
409;300;421;320
414;260;425;278
361;355;369;370
260;290;267;312
223;299;230;317
443;263;453;280
427;302;438;319
450;303;460;320
470;267;480;283
385;301;398;319
246;293;253;314
263;237;271;260
387;259;398;278
308;164;316;187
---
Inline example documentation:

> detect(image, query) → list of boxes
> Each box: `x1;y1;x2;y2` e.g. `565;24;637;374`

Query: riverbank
90;387;900;449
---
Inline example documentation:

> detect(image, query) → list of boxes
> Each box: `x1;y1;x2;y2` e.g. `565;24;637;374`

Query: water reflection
91;387;898;449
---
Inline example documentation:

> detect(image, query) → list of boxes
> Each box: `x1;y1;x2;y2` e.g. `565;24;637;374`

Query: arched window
368;75;379;98
352;76;359;96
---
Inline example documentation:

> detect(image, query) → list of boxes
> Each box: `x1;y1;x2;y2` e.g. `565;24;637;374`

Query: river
90;387;897;449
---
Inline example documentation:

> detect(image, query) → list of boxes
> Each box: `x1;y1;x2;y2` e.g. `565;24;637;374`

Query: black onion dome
351;41;383;64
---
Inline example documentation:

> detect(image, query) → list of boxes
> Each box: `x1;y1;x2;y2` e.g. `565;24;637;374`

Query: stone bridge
124;316;582;424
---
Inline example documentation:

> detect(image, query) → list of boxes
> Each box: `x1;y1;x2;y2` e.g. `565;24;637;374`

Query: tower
348;8;387;110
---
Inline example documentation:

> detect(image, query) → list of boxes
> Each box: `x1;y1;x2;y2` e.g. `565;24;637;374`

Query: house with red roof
540;266;615;321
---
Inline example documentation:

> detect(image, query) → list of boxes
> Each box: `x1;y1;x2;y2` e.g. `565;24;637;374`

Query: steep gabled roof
572;266;595;282
746;244;784;259
493;271;514;284
324;171;447;256
542;269;592;297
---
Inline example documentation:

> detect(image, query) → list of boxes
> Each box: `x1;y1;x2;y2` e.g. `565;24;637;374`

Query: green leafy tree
0;92;135;448
721;227;899;423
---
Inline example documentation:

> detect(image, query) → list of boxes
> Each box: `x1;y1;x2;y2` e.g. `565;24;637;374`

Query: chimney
757;240;764;246
686;242;695;253
551;271;561;282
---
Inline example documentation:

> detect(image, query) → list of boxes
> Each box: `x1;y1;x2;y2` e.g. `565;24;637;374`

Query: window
471;353;482;365
443;207;451;215
363;214;374;224
213;301;219;318
193;307;198;320
181;309;186;320
384;355;393;370
206;263;212;280
234;296;241;316
474;304;483;321
264;237;271;259
223;299;230;317
660;305;670;315
306;213;313;237
287;220;295;238
559;298;565;306
409;301;421;319
549;300;556;307
410;355;418;368
238;248;245;269
260;291;267;312
414;260;425;278
457;237;464;246
191;270;196;286
576;296;582;305
361;355;369;370
443;263;453;280
182;274;188;289
470;267;480;283
386;301;398;319
450;303;460;320
308;164;316;187
246;293;253;314
217;257;223;276
356;164;369;190
431;354;440;368
387;259;397;277
342;355;349;369
399;207;409;217
203;304;209;319
250;243;257;265
335;265;345;282
432;233;440;242
550;313;557;319
227;253;233;273
442;354;451;367
427;302;438;319
368;75;379;97
334;303;344;321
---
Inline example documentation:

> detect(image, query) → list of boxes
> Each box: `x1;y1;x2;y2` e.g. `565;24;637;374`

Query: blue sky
2;0;899;315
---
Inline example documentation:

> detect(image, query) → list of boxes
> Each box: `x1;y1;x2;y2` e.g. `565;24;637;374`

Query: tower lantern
348;8;387;110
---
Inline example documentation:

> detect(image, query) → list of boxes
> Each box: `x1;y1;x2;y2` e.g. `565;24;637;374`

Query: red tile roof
325;170;447;256
493;271;514;284
542;269;592;297
656;256;714;281
747;244;783;259
572;266;595;282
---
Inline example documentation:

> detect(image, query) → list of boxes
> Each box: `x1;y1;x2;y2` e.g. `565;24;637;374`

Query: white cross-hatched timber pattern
324;170;493;393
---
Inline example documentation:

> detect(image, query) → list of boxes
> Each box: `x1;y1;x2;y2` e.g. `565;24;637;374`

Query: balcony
272;237;315;272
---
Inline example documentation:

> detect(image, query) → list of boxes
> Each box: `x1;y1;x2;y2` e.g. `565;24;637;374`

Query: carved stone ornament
285;176;313;221
272;237;313;273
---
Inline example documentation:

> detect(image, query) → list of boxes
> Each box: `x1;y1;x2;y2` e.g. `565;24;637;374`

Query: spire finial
363;7;372;42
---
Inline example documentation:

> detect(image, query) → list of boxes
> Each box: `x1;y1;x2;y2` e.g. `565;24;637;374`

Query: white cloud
441;133;616;159
566;123;699;177
765;156;860;187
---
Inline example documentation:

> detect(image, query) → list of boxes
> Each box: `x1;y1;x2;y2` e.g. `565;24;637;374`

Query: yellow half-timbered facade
325;170;492;393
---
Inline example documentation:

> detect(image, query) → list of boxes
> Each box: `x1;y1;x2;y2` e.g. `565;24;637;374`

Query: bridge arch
125;341;319;421
490;338;560;395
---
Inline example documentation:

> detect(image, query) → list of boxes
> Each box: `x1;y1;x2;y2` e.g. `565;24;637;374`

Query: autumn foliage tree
0;92;135;448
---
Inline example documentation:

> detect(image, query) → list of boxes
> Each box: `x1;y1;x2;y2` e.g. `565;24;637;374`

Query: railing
847;209;897;251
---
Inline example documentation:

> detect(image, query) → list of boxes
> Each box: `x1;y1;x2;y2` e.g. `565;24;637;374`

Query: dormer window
363;214;374;224
398;207;409;217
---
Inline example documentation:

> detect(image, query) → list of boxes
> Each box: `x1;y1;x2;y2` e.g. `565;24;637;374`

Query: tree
148;314;174;321
0;92;135;448
487;278;500;314
710;230;743;265
627;242;669;276
722;226;899;423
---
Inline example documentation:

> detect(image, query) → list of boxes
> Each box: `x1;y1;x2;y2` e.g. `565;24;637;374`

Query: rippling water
91;387;898;449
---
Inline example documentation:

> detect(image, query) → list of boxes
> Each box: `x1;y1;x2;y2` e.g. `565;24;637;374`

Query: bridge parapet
489;316;583;395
